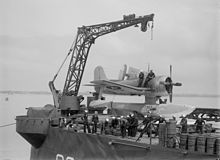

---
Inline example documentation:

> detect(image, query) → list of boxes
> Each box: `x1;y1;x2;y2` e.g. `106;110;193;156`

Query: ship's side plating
30;127;151;160
29;126;215;160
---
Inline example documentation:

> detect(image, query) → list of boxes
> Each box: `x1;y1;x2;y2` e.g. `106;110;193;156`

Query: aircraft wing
90;80;152;95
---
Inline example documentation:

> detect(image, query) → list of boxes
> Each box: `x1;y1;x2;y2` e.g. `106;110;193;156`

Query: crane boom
50;14;154;115
63;14;154;96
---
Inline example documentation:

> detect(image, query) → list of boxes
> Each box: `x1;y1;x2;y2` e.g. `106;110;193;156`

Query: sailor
120;116;127;138
136;115;152;141
180;115;188;133
154;116;166;137
126;114;133;137
82;110;91;133
158;116;166;124
100;121;104;134
92;111;99;133
144;70;155;87
103;118;111;134
138;71;144;87
194;116;205;134
111;116;119;129
131;113;139;137
105;118;109;127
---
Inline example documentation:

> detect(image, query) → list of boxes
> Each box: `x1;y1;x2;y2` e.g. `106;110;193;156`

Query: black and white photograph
0;0;219;159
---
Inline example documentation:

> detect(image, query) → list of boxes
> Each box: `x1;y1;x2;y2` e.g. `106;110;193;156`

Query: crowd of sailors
180;115;206;134
101;112;140;138
57;109;210;140
58;110;168;139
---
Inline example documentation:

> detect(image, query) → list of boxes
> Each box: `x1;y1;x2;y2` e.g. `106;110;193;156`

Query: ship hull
30;127;215;160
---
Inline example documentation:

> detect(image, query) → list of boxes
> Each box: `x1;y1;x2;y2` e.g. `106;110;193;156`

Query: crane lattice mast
63;14;154;96
49;14;154;113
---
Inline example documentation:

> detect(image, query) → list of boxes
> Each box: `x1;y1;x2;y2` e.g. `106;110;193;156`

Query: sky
0;0;219;96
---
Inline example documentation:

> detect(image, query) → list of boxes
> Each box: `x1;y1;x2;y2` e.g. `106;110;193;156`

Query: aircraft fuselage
98;75;169;97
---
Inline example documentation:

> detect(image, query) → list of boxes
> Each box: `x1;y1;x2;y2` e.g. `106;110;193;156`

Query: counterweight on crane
49;14;154;115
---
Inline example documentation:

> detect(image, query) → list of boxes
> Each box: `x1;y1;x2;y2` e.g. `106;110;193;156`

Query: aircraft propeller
161;65;182;103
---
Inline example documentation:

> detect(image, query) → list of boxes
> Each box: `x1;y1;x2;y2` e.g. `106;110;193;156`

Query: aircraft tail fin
94;66;108;81
118;64;127;80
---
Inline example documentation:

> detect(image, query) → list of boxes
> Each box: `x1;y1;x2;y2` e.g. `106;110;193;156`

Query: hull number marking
56;154;74;160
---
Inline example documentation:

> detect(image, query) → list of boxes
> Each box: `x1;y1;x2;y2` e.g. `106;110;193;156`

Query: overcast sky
0;0;219;96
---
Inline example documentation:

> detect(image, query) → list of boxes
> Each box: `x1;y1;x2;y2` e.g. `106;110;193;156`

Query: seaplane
86;64;195;120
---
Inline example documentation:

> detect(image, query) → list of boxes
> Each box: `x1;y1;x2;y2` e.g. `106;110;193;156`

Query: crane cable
0;123;16;128
151;21;154;40
52;34;77;82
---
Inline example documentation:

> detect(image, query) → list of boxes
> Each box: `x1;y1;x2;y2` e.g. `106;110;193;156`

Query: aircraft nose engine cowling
165;77;173;102
161;77;182;103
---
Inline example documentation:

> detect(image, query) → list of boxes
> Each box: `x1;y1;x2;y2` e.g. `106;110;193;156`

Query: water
0;94;52;160
0;93;219;160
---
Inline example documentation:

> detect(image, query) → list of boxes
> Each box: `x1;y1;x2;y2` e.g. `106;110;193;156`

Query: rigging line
148;21;154;41
52;34;77;82
0;123;16;128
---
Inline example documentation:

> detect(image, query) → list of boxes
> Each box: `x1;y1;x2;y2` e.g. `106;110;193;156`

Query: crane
49;14;154;116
